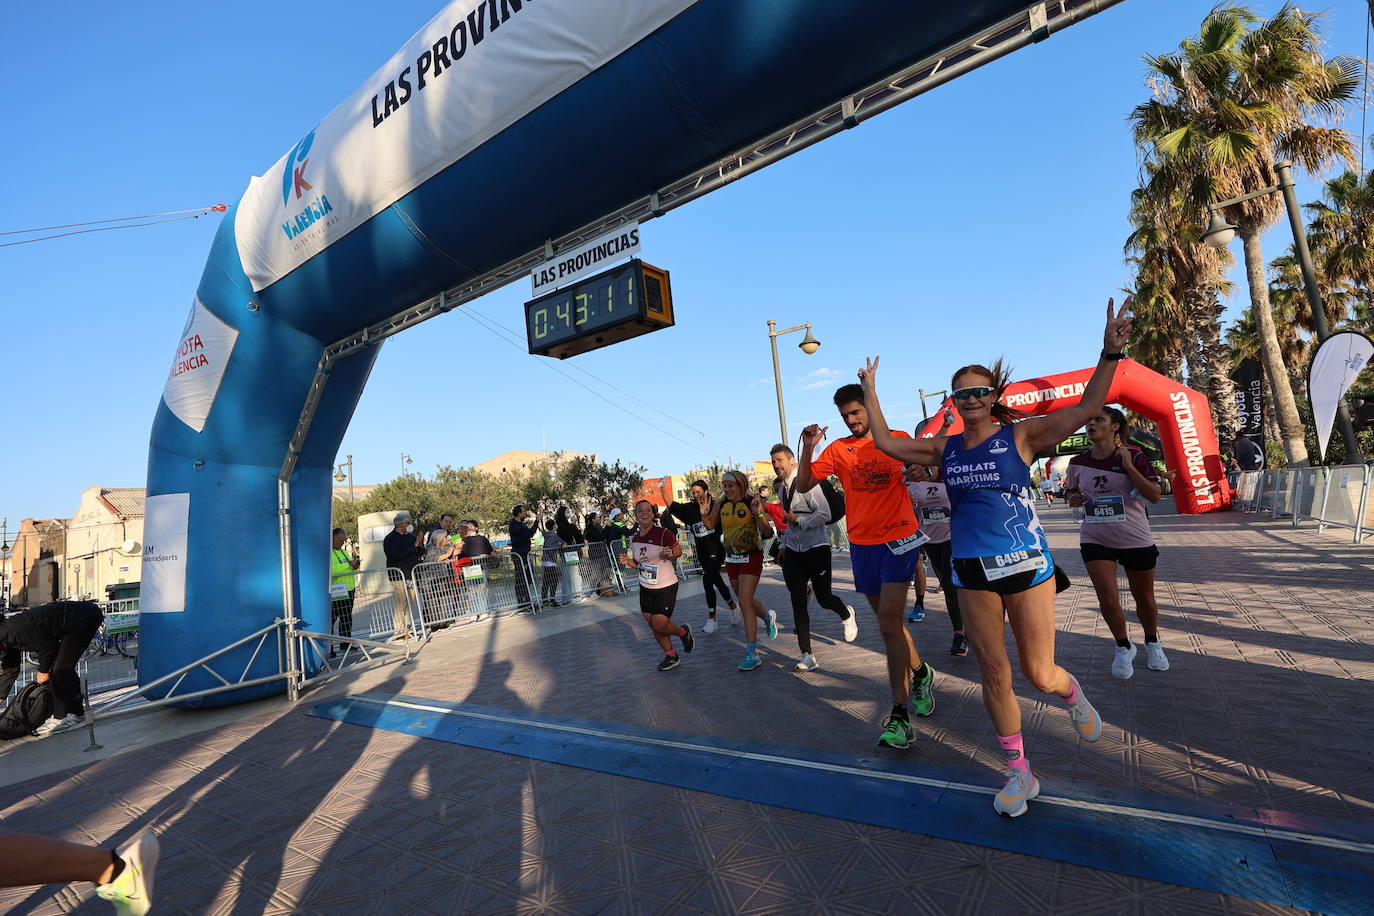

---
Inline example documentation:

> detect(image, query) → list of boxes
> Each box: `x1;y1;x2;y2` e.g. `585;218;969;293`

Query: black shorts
1080;542;1159;571
639;582;679;616
952;556;1056;596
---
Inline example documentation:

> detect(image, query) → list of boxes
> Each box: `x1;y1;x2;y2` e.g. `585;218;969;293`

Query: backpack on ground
0;682;55;740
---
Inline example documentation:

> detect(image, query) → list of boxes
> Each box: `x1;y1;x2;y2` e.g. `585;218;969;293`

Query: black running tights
782;545;849;654
699;552;733;612
924;540;962;632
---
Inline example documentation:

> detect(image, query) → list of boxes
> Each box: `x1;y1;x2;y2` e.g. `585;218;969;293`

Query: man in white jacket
772;444;858;671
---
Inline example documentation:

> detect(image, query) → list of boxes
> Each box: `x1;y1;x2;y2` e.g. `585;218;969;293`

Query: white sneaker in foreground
994;769;1040;817
1145;641;1169;671
794;653;819;672
1111;643;1137;679
703;618;717;635
842;606;858;643
97;831;160;916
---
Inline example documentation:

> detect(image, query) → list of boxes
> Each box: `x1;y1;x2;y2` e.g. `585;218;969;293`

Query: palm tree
1124;180;1238;434
1131;4;1362;466
1306;168;1374;333
1268;250;1350;338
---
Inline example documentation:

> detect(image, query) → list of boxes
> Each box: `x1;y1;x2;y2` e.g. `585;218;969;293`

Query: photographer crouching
0;600;104;736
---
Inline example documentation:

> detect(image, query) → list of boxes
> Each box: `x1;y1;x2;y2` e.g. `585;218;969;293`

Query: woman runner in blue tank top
857;296;1133;819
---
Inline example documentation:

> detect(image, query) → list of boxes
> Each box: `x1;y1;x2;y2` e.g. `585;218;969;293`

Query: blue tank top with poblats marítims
940;425;1050;560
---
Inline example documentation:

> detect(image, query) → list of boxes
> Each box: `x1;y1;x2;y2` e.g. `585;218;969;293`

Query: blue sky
2;1;1369;524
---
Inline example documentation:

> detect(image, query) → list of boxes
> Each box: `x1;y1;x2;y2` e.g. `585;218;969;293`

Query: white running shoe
842;606;858;643
35;714;81;737
1064;674;1103;742
97;831;160;916
1111;643;1137;679
703;618;718;635
729;603;741;626
766;609;779;640
794;653;819;672
994;769;1040;817
1145;641;1170;671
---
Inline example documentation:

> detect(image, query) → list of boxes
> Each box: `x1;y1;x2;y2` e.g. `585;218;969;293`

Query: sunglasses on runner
952;386;995;401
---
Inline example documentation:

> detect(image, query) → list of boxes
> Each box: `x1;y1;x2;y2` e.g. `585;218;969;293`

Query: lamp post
334;454;354;503
917;389;949;423
767;319;821;445
0;517;10;609
400;453;413;477
1202;160;1362;461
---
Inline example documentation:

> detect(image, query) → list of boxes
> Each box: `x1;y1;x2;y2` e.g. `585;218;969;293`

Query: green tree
332;465;523;541
1306;168;1374;333
1131;3;1362;466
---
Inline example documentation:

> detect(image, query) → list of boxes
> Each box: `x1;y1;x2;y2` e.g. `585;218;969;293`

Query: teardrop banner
1307;332;1374;461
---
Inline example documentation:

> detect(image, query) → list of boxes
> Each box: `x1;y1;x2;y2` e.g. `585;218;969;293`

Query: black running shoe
680;623;695;654
950;634;969;657
658;654;681;671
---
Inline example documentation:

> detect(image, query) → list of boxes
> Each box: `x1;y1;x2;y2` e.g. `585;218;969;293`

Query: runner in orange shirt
793;383;935;750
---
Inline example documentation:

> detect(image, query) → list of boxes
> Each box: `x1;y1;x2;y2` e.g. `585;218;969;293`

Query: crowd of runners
618;297;1165;818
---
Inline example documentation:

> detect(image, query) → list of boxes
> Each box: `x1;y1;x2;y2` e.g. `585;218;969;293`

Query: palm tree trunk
1191;290;1240;440
1239;226;1309;466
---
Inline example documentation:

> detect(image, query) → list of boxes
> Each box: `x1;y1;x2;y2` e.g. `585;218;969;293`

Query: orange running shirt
810;432;919;545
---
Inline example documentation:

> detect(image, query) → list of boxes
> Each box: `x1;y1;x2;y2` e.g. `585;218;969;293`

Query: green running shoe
877;714;914;749
910;662;936;717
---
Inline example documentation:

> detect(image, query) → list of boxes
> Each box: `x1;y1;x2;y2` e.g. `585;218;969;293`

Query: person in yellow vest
330;528;359;658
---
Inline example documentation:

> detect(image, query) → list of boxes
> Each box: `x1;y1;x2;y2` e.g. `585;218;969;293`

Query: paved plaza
2;503;1372;914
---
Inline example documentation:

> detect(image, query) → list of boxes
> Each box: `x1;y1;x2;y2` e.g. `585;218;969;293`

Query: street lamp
767;319;822;445
0;518;10;609
1201;160;1362;461
400;453;413;477
917;388;949;422
334;454;354;502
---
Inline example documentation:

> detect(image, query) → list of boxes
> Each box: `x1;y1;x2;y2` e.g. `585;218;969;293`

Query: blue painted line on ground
308;694;1374;916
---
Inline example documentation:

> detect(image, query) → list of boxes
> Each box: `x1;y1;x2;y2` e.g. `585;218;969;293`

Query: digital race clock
524;259;674;359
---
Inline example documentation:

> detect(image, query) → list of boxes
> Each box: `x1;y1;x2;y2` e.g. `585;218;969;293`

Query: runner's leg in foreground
0;832;159;915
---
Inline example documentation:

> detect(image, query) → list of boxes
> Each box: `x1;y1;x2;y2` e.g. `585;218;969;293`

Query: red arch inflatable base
917;359;1228;514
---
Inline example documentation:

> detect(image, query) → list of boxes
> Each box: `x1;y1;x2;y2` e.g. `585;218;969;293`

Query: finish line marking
310;693;1374;916
344;694;1373;858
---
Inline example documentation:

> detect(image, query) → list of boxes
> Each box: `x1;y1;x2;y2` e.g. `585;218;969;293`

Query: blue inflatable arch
142;0;1125;703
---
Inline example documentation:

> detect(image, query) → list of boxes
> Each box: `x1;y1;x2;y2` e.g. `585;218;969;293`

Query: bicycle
80;616;138;661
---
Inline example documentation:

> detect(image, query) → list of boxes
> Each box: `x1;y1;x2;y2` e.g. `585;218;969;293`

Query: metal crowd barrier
412;553;536;628
1233;464;1372;544
331;566;426;643
534;541;625;605
3;597;143;705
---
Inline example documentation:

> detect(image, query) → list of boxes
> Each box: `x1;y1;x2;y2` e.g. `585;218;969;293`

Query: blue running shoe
906;605;926;623
738;651;761;672
765;609;778;640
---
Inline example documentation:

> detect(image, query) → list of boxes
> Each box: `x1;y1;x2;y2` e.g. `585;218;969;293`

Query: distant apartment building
5;518;65;607
63;486;145;601
473;449;597;477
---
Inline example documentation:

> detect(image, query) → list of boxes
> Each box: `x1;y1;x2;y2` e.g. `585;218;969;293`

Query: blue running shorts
850;542;920;597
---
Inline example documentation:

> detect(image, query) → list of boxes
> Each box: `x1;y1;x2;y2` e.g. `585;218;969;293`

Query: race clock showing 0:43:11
524;259;674;359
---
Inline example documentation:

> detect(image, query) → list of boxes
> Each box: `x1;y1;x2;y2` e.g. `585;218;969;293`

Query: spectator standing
424;514;455;563
508;505;539;611
555;507;585;602
1233;433;1264;472
458;520;494;558
605;508;634;555
585;513;615;596
382;512;423;640
0;600;104;735
329;528;359;657
540;520;564;606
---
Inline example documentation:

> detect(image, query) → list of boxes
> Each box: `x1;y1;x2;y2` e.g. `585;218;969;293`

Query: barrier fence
1233;464;1373;544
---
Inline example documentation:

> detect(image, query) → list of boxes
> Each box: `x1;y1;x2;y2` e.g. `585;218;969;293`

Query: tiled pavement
1;504;1371;914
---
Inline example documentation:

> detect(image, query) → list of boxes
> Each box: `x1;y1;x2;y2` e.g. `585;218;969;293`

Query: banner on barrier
235;0;696;291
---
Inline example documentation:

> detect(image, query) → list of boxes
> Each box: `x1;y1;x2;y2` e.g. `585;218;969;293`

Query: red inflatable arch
916;359;1229;514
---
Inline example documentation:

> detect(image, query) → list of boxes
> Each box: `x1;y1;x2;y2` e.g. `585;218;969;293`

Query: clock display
524;259;674;359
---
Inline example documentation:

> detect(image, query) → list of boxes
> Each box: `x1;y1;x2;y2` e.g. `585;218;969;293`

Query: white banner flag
142;493;190;614
1308;331;1374;460
234;0;696;292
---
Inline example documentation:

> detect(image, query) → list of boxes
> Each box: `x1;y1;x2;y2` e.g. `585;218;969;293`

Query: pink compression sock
1059;675;1079;706
997;733;1031;774
665;649;678;658
679;626;688;637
